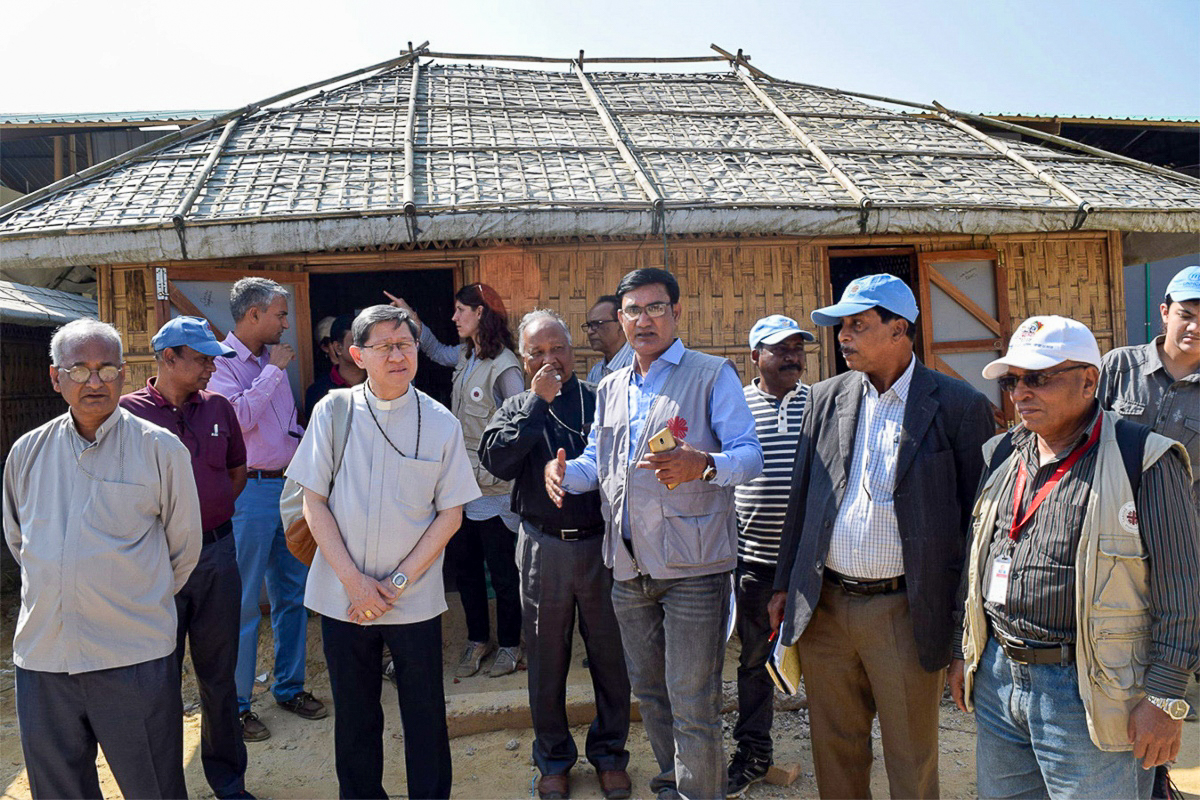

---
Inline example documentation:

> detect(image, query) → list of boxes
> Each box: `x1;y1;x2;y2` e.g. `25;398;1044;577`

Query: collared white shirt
586;341;635;384
826;356;916;579
3;409;201;673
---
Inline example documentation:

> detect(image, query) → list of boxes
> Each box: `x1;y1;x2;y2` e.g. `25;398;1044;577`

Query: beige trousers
796;581;944;799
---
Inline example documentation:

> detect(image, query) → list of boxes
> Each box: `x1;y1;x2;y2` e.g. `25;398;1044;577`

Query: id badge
986;556;1012;606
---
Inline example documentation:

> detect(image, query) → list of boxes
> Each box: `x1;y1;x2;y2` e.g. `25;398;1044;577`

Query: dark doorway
826;247;921;376
308;269;458;409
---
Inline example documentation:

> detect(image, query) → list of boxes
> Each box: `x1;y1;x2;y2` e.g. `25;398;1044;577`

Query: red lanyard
1008;416;1102;542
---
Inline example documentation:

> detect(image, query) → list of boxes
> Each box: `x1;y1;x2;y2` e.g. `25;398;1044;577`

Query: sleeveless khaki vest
451;348;521;497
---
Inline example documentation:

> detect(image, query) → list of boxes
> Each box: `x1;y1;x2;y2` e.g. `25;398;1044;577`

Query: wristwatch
1145;695;1190;720
701;453;717;483
390;572;409;594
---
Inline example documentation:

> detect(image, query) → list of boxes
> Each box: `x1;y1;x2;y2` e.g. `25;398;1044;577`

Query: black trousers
518;524;631;777
446;514;522;647
16;654;186;799
175;531;247;797
732;561;778;759
321;614;452;799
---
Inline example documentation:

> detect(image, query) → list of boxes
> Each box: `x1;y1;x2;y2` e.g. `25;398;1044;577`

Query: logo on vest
666;416;688;441
469;386;484;402
1118;501;1139;534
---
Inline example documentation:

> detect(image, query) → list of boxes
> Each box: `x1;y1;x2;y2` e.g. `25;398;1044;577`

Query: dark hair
455;283;515;360
352;305;420;347
615;268;680;305
591;295;621;315
330;313;355;345
875;307;917;341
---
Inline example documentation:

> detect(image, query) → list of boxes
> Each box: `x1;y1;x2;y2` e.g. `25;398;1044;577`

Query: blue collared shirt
564;339;763;517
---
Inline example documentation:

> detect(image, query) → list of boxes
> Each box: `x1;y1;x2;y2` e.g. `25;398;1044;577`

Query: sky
5;0;1199;118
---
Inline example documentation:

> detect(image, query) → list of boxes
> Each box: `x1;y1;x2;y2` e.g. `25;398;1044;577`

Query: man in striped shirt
728;315;814;796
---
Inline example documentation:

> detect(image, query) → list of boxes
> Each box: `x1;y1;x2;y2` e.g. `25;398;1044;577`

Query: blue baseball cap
749;314;816;349
811;274;919;327
1165;265;1200;303
152;316;235;357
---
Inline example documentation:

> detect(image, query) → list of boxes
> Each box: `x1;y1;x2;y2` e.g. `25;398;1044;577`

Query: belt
992;631;1075;666
202;520;233;546
533;522;605;542
823;568;906;596
246;469;285;480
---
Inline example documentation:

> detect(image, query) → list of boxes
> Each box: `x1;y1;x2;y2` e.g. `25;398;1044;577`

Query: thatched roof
3;46;1198;270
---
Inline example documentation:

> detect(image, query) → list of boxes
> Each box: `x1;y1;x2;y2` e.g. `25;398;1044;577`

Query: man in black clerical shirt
480;309;632;800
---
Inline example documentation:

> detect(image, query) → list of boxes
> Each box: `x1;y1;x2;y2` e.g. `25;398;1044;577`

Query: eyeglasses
620;302;670;320
997;364;1089;393
57;365;122;383
359;340;417;356
580;319;618;333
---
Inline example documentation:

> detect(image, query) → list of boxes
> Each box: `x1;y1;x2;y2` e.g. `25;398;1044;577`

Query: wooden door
916;250;1012;423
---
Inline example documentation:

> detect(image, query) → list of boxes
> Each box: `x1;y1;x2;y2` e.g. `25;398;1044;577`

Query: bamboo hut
3;44;1198;420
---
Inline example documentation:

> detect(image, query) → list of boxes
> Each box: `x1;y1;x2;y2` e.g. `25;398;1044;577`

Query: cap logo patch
1118;501;1139;534
1016;320;1044;343
847;282;862;294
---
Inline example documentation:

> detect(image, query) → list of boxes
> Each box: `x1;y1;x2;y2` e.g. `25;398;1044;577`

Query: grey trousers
16;653;186;799
518;523;631;777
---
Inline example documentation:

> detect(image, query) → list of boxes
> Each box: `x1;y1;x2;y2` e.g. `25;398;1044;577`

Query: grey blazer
774;359;995;672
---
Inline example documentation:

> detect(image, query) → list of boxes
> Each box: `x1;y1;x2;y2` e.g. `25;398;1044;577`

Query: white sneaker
455;640;495;678
489;645;523;677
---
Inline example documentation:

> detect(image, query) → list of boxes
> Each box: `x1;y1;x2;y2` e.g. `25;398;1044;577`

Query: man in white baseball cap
952;314;1199;799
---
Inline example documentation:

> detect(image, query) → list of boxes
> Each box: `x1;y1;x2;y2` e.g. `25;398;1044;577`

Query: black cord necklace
363;383;421;459
546;379;587;441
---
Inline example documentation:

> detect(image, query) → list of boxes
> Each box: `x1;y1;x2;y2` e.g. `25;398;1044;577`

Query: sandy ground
1;596;1196;799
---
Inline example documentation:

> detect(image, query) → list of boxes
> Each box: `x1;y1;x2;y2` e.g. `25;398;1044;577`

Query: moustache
779;364;802;372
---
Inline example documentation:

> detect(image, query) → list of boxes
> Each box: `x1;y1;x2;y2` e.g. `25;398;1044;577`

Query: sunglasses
997;364;1088;393
581;319;618;333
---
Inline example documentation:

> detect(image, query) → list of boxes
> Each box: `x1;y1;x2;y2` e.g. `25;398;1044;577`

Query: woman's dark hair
455;283;515;360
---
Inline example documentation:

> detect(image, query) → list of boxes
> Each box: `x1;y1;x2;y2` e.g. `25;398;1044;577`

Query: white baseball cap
982;316;1102;379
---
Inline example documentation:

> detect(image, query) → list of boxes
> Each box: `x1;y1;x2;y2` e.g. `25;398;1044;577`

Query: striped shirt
983;408;1200;697
735;379;809;566
826;356;915;579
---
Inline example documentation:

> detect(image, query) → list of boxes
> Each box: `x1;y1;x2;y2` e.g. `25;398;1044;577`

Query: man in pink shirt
208;278;326;742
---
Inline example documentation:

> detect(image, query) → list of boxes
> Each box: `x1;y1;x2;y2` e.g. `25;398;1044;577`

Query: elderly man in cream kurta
286;305;479;800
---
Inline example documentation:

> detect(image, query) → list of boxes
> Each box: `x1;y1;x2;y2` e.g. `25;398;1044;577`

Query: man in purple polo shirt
121;316;254;799
208;278;326;742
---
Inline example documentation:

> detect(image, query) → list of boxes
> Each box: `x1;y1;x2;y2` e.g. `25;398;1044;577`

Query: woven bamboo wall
1;324;62;462
95;230;1122;388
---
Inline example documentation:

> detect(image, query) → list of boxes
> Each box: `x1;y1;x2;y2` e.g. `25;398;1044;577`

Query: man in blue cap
768;274;994;798
121;316;255;799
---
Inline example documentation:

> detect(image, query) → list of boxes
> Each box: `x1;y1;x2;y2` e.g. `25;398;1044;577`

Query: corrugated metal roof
0;111;226;126
0;280;97;326
0;53;1197;270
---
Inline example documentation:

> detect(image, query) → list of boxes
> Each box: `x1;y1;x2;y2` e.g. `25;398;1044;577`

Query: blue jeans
611;572;730;800
974;637;1145;799
232;476;309;711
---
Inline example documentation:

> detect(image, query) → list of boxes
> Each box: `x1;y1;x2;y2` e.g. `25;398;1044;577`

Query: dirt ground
1;596;1197;799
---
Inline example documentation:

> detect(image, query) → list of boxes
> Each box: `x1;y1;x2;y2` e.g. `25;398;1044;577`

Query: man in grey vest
547;268;763;799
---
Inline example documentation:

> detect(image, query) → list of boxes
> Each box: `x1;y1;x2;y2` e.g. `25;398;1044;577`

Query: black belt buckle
538;523;602;541
825;569;904;596
994;632;1074;666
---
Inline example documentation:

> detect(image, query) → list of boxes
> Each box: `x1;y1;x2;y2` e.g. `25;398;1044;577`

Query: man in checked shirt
950;315;1199;799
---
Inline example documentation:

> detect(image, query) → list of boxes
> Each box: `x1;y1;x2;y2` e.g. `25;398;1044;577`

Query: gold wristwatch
701;453;717;482
1145;695;1190;720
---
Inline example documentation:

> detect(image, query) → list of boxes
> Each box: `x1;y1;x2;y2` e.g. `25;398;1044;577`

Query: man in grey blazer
768;274;994;799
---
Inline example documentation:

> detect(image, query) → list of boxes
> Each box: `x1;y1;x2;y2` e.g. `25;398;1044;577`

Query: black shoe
727;751;771;797
276;690;328;720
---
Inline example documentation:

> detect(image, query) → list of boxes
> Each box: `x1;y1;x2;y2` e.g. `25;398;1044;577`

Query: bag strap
985;431;1017;481
327;388;356;491
1113;417;1150;499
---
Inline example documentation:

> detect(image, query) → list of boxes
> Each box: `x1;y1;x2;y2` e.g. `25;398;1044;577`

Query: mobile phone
647;426;681;490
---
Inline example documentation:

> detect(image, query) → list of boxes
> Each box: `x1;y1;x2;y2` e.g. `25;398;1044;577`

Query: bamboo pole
932;103;1092;224
734;70;872;211
709;44;772;80
53;136;64;182
571;61;663;209
402;59;421;215
172;116;243;223
0;42;430;220
426;51;725;65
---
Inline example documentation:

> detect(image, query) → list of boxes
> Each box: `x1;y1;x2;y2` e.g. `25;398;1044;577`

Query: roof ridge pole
0;42;430;221
571;60;664;213
172;116;243;225
936;105;1200;188
932;101;1093;229
402;57;423;241
731;67;874;230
